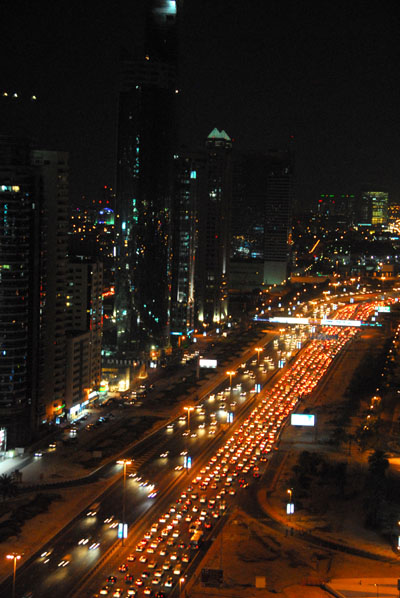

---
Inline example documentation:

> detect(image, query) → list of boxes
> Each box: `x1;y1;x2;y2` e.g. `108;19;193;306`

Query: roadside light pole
183;406;194;432
226;370;236;389
255;347;263;364
179;576;185;597
6;553;21;598
117;459;132;545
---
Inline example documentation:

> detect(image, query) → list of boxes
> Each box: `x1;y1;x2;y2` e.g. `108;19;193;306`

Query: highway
1;294;391;598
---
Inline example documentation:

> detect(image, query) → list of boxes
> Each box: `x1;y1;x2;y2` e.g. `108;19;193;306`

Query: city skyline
1;1;398;206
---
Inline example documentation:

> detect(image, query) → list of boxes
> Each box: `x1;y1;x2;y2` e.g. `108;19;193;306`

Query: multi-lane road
1;294;392;598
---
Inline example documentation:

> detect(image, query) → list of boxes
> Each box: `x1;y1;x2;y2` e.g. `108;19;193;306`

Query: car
112;589;124;598
58;554;71;567
127;589;137;597
164;578;173;588
181;553;189;563
135;578;143;586
139;555;147;563
89;541;100;550
119;564;128;572
34;451;43;458
126;554;136;562
125;574;134;584
106;576;117;585
162;561;171;570
99;588;110;596
170;552;178;561
160;451;169;458
143;588;153;596
141;570;150;578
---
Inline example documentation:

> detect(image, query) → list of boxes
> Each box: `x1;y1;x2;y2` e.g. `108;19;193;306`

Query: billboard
0;428;7;452
199;358;217;369
291;413;315;427
377;306;391;313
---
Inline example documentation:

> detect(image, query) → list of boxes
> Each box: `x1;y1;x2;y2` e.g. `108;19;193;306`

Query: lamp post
255;347;263;364
117;459;132;545
6;553;21;598
179;576;185;597
183;406;194;432
226;370;236;389
287;488;293;502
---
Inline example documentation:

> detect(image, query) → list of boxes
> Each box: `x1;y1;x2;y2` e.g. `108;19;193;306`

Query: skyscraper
115;0;180;358
170;153;203;338
0;137;69;446
195;129;232;325
263;149;294;285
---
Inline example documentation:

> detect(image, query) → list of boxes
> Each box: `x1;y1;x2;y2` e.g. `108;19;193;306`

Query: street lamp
179;576;185;597
6;553;21;598
226;370;236;389
287;488;293;502
183;406;194;432
255;347;263;364
117;459;132;545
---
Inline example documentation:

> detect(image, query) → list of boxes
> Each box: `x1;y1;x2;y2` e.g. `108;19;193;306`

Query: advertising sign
291;413;315;427
199;358;217;369
0;428;6;452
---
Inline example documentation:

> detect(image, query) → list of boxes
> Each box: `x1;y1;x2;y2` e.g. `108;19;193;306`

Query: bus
190;530;204;549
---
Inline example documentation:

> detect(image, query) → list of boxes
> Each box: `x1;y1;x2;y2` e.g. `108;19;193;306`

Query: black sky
1;0;399;207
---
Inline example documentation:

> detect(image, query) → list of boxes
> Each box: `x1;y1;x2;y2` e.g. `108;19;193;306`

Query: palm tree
0;474;19;501
368;449;389;479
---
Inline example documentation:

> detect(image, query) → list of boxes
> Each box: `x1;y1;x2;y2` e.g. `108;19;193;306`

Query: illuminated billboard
0;428;6;452
291;414;315;427
377;306;390;313
199;358;218;369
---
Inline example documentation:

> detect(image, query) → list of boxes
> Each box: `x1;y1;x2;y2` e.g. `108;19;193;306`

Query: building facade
263;149;294;285
195;129;232;326
114;0;181;358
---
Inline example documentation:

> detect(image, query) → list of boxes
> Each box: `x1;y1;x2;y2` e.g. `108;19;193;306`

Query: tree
368;449;389;478
0;474;19;501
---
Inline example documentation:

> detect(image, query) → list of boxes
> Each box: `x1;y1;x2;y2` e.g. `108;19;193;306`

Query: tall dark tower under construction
115;0;181;358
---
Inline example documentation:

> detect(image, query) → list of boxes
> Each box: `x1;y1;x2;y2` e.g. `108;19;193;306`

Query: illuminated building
170;154;202;337
115;0;181;357
0;137;69;445
359;190;389;226
31;149;69;424
66;260;103;415
0;137;35;445
195;129;232;325
263;149;294;285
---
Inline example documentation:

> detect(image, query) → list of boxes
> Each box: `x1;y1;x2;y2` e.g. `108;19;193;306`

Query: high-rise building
0;136;35;446
263;149;294;285
30;149;69;423
317;193;356;226
66;260;103;416
195;129;232;325
170;154;202;337
358;190;389;226
0;137;69;446
114;0;181;358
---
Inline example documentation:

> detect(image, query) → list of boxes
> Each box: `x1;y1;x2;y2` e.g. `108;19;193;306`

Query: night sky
1;0;399;208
